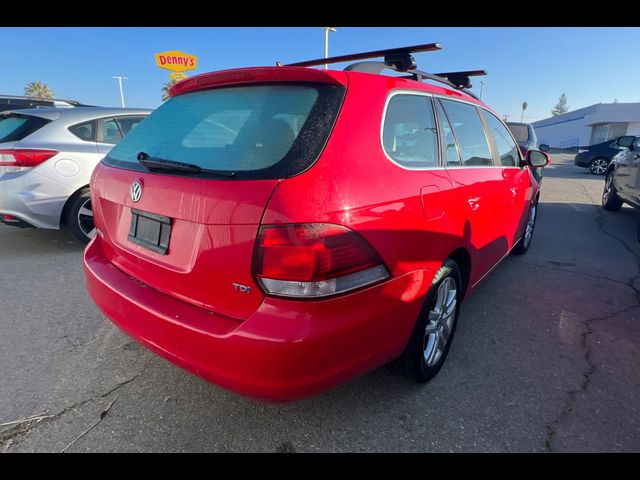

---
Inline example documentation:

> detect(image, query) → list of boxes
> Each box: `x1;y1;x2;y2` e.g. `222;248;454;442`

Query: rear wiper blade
136;152;236;177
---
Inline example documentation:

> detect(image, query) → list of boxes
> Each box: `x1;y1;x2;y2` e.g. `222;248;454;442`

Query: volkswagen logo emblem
130;181;142;203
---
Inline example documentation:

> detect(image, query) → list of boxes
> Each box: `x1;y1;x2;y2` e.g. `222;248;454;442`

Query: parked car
506;122;549;184
603;135;640;211
0;107;151;242
83;44;549;401
0;94;90;113
575;138;622;175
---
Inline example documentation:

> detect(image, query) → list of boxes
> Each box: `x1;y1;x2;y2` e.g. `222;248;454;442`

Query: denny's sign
154;50;198;73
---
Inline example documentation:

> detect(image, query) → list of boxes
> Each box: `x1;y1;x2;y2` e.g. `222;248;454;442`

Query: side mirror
526;149;549;168
616;136;636;149
539;144;550;152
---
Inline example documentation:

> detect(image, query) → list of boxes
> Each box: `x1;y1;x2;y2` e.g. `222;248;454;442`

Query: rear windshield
506;123;530;143
0;114;51;143
103;83;345;179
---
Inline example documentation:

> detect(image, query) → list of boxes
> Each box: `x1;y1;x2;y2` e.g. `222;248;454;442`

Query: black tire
589;157;609;175
602;171;623;212
512;200;538;255
65;188;95;244
393;259;462;383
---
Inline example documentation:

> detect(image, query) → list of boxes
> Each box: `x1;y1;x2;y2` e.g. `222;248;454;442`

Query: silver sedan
0;106;150;242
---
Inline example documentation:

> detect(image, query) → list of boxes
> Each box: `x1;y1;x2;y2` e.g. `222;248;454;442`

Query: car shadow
0;224;85;255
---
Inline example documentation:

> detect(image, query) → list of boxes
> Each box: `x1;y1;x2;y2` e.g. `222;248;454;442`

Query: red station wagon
83;43;549;400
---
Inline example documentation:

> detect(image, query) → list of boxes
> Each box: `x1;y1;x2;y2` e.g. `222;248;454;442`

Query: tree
24;81;54;99
521;101;528;122
161;78;178;102
551;93;569;116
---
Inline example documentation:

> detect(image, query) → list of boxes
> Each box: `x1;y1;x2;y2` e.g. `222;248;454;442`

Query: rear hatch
94;68;347;320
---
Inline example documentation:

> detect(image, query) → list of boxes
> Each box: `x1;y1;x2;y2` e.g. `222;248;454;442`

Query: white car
0;107;150;242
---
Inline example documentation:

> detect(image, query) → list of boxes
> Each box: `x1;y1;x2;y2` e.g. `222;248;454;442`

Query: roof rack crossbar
286;42;442;69
344;61;485;100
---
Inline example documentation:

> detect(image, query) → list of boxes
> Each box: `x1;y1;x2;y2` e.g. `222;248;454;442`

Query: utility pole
479;80;485;100
112;76;128;108
521;101;528;122
323;27;336;70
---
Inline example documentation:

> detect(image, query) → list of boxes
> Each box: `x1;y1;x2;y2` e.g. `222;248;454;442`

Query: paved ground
1;154;639;452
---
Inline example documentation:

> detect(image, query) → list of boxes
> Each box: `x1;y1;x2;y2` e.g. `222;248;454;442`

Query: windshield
506;124;530;143
104;83;345;179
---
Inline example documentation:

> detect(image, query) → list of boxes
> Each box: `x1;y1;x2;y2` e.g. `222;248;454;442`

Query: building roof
533;102;640;129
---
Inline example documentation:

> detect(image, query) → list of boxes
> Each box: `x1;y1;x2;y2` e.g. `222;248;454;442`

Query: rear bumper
84;236;429;401
0;170;72;229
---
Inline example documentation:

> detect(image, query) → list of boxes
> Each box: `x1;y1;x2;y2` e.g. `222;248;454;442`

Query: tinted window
484;112;520;167
440;99;493;167
0;114;50;142
382;94;438;168
69;121;96;142
506;123;530;143
104;84;346;180
99;118;123;144
434;99;461;166
115;116;146;136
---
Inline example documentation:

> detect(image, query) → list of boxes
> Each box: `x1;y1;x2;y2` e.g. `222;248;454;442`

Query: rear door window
440;99;494;167
98;118;123;144
115;116;146;136
382;94;439;168
0;114;51;143
103;83;346;180
434;99;461;166
506;123;530;143
69;121;96;142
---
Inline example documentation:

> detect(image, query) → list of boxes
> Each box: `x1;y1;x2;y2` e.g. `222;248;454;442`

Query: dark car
0;95;89;113
506;122;549;184
575;138;622;175
603;135;640;211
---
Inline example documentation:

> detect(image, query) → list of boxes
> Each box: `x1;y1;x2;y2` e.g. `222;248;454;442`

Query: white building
532;102;640;148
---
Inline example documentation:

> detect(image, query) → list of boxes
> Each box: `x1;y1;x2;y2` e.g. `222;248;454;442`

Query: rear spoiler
169;67;348;98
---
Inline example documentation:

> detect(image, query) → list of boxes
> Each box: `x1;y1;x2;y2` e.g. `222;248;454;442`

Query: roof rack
283;43;486;100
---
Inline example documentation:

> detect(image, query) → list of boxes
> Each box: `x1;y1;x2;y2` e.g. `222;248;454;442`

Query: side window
483;111;520;167
115;116;146;136
434;100;461;166
98;118;123;144
382;94;439;168
69;121;96;142
440;99;493;167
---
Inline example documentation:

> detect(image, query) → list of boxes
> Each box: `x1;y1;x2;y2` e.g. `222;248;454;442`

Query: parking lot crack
579;182;640;304
522;261;635;292
0;370;143;452
543;181;640;452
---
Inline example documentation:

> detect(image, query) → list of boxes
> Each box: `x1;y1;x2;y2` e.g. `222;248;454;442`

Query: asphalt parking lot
1;153;639;452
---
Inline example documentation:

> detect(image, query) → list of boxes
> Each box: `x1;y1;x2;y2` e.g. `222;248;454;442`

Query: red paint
85;66;540;400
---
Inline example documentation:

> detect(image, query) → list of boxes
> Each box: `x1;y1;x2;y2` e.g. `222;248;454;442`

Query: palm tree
161;78;178;102
24;81;54;99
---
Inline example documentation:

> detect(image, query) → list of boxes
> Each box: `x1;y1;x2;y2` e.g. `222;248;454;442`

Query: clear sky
1;27;638;122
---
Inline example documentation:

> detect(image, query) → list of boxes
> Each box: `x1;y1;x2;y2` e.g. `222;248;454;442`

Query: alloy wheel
423;276;457;367
603;174;613;204
524;204;537;248
590;159;608;175
77;198;96;240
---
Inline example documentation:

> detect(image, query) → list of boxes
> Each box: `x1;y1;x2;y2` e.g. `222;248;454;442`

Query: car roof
168;66;490;110
0;106;152;121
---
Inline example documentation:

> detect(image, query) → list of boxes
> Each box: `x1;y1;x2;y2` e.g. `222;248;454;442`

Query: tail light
253;223;389;298
0;149;58;171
